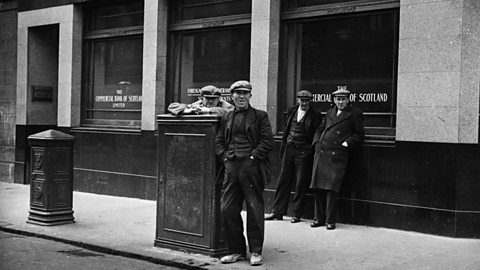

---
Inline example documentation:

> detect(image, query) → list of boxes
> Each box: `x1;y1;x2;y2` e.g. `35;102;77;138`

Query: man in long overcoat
310;87;364;230
265;90;321;223
215;80;274;266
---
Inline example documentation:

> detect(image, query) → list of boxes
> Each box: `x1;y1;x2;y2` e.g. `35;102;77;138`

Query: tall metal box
155;114;227;256
27;129;75;226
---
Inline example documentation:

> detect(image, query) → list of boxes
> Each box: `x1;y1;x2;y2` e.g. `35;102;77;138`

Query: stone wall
397;0;480;143
0;1;17;183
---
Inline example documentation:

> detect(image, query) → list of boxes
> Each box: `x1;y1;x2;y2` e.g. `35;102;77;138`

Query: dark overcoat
215;106;274;184
310;104;364;192
279;105;322;158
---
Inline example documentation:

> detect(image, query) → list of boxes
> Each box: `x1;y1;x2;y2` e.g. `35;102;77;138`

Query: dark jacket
215;106;274;183
280;105;322;158
310;104;364;192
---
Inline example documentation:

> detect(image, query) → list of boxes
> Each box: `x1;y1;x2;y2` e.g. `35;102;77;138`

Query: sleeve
312;111;327;145
167;102;187;115
345;108;365;149
209;107;230;116
312;110;323;133
251;111;274;160
215;114;227;158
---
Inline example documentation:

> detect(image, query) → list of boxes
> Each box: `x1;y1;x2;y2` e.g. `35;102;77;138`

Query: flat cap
297;90;313;99
229;80;252;93
200;85;221;97
332;86;350;96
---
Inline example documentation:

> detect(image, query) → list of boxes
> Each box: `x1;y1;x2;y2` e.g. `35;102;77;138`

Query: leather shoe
326;223;336;230
250;253;263;266
290;217;301;223
310;220;324;228
220;254;245;264
264;213;283;220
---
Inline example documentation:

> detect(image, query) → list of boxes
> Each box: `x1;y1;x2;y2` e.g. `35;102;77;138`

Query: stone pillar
458;0;480;143
396;0;480;143
141;0;168;131
250;0;281;131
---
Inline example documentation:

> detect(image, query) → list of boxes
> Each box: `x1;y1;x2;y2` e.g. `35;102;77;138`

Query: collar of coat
324;104;353;130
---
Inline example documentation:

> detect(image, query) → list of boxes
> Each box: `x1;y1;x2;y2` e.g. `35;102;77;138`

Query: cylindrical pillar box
27;129;75;226
155;114;228;256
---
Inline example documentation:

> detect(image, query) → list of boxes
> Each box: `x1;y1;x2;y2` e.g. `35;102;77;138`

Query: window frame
81;0;144;129
167;0;252;107
279;0;399;146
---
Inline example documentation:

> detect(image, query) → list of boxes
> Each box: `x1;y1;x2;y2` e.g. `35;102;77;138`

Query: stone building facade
0;0;479;237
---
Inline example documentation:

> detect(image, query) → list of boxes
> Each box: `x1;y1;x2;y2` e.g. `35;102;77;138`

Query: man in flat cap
215;80;273;266
310;86;364;230
190;85;234;114
265;90;321;223
167;85;233;115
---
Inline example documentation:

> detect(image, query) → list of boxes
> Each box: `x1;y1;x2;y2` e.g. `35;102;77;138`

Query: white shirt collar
297;108;306;121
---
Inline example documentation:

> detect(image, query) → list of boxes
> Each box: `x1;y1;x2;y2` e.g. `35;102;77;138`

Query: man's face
297;98;311;111
232;90;251;110
334;95;349;110
201;96;220;108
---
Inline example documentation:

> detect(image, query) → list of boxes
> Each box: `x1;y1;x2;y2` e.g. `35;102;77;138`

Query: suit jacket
310;104;364;191
215;106;274;183
280;105;322;158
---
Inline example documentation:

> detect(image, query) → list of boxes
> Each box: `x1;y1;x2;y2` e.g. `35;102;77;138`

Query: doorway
22;24;60;184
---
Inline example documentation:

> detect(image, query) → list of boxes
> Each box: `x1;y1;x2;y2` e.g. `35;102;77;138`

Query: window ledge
274;133;396;147
70;126;141;135
364;134;395;147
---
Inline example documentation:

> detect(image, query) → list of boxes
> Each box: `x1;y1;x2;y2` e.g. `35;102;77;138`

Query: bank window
82;0;144;128
279;9;398;143
168;0;251;105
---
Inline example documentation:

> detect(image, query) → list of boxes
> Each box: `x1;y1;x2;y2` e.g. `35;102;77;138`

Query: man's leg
291;149;312;218
239;158;264;255
311;189;326;227
221;160;247;256
269;145;295;216
325;190;338;228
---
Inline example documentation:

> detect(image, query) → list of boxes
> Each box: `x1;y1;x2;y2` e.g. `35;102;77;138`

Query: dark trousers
221;158;264;255
313;189;338;224
271;143;312;218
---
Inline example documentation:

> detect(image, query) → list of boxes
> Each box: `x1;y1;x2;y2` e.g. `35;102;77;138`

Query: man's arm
345;107;365;149
215;114;227;158
312;111;327;145
251;111;274;160
202;106;231;116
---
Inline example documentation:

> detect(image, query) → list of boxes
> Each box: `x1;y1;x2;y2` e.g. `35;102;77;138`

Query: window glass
172;0;251;21
86;38;143;122
89;1;144;31
280;10;398;136
174;27;250;104
83;0;144;127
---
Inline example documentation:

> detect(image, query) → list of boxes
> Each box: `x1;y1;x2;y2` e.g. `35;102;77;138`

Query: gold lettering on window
327;6;356;15
202;21;225;28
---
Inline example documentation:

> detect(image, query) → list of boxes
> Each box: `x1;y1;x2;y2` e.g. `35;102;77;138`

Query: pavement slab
1;182;479;270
